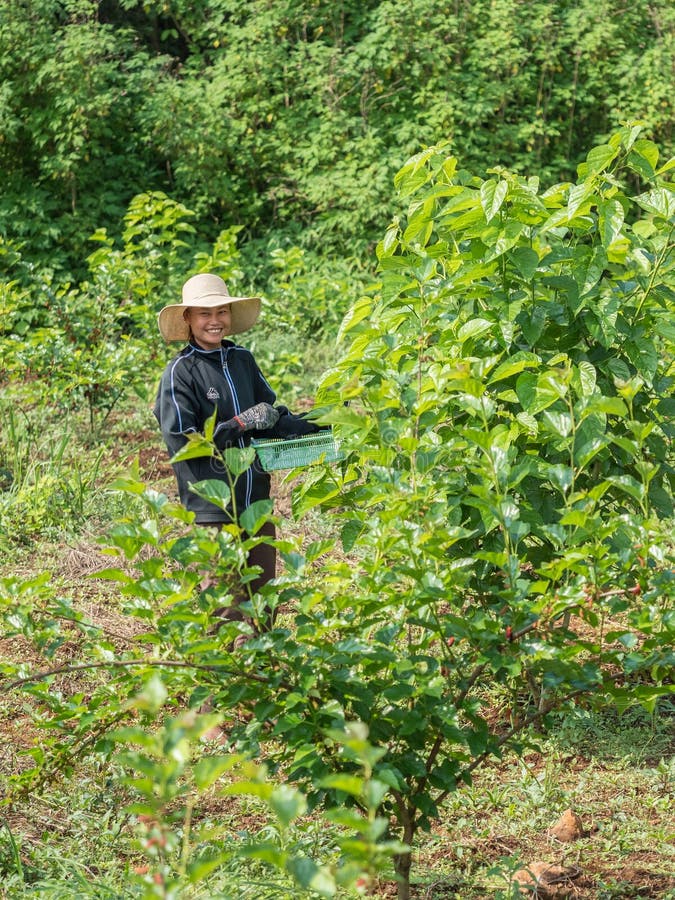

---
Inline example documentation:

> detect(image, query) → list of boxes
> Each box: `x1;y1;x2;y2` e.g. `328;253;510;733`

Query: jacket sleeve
154;358;242;456
273;410;323;437
212;420;245;449
153;362;193;456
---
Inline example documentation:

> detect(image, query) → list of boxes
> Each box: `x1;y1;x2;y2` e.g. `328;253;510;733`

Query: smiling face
184;304;232;349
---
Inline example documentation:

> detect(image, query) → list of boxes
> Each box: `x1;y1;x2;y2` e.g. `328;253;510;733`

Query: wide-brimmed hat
158;273;261;342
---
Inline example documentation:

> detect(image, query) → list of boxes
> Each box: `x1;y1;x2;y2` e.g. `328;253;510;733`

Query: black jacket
153;340;318;523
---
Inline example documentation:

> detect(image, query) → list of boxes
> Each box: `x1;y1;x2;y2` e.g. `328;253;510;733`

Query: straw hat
158;273;261;342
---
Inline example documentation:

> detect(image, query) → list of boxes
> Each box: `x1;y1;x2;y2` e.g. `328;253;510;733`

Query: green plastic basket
251;432;343;472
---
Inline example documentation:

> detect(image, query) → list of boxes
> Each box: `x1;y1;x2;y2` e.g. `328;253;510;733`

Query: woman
154;272;317;632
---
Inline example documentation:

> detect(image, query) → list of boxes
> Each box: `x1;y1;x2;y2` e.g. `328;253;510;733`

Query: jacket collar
187;339;236;354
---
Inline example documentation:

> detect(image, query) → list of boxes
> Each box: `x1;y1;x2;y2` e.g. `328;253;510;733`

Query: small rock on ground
548;808;585;842
513;861;581;898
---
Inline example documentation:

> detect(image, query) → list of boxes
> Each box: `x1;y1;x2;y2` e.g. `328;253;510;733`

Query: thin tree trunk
394;849;412;900
392;800;416;900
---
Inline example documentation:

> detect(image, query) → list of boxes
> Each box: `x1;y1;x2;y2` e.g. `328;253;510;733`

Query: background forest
2;0;673;277
2;0;673;412
0;2;674;899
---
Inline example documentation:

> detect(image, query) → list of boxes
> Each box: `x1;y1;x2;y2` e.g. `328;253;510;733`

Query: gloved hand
233;402;280;432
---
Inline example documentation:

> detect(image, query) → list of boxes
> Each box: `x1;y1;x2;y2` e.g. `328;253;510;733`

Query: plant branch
3;657;288;691
432;689;585;808
631;228;674;323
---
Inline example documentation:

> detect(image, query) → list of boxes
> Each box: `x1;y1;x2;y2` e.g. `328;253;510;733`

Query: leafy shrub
1;127;673;900
244;243;373;400
0;404;105;549
261;246;369;340
317;122;674;571
293;122;675;893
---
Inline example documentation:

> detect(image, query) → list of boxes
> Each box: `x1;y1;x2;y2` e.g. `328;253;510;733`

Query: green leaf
544;464;574;494
325;808;369;829
223;445;256;475
131;676;167;713
194;756;240;789
403;197;434;245
657;397;675;418
654;319;675;343
516;411;538;435
375;765;404;791
574;436;608;468
635;188;674;219
583;396;627;418
518;302;547;343
458;318;494;342
509;247;539;279
240;499;274;535
628;139;659;178
656;155;675;175
292;472;341;517
605;475;645;503
577;143;618;178
542;410;572;437
190;479;232;509
574;412;608;461
362;777;391;809
269;784;307;827
108;474;147;495
649;484;674;517
204;407;218;442
286;857;336;897
319;774;364;797
598;199;625;250
566;181;595;219
239;844;286;867
516;371;567;414
605;684;674;715
625;339;658;381
608;358;632;382
341;520;363;553
186;853;230;882
170;434;215;462
576;246;607;297
378;222;399;258
488;352;540;384
394;147;439;197
92;567;131;583
323;404;371;438
110;727;158;749
480;179;508;223
337;296;373;342
223;780;273;801
576;361;597;397
487;220;525;260
438;187;481;219
305;538;335;562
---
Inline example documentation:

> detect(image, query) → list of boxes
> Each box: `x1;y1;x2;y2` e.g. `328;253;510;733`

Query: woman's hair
183;308;194;341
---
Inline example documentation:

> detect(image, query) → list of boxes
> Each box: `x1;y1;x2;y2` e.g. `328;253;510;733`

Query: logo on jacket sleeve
206;387;220;401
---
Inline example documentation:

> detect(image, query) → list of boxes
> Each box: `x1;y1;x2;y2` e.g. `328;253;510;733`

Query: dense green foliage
1;0;673;278
0;1;673;892
1;127;672;899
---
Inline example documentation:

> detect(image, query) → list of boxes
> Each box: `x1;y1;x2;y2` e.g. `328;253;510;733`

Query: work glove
233;402;280;432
